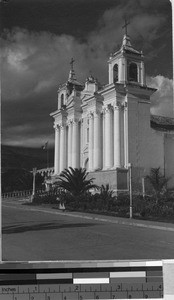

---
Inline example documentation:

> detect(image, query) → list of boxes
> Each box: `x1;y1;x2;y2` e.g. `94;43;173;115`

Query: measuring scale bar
0;261;163;299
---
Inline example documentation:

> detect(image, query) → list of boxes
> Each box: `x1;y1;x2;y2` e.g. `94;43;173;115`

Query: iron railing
2;189;45;199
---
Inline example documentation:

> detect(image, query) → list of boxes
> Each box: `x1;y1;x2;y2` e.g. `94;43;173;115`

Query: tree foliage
145;167;169;203
56;167;98;197
99;184;114;200
2;168;44;193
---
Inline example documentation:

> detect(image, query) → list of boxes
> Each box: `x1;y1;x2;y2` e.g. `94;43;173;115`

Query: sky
1;0;173;148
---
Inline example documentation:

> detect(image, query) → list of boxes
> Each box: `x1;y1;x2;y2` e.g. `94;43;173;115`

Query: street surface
2;199;174;261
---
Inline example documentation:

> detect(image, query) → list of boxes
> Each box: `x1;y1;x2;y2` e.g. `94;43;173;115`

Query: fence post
31;168;37;202
142;177;145;199
128;163;133;219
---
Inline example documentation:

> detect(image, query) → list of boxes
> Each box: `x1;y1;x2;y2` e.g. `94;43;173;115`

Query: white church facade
50;33;174;191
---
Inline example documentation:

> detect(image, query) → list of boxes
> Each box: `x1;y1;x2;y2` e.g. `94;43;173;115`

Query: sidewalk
3;198;174;232
49;209;174;232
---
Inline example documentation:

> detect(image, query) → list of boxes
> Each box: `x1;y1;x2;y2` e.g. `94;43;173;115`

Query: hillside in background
1;145;54;173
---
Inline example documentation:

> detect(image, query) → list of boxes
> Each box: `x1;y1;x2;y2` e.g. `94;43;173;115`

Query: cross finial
70;57;75;70
122;18;130;35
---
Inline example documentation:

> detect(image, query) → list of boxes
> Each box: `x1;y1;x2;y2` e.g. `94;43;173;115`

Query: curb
3;201;174;232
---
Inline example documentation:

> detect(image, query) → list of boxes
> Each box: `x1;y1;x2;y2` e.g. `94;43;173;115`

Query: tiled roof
151;115;174;131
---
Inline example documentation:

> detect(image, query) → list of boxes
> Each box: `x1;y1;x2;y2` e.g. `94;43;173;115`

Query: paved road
2;200;174;261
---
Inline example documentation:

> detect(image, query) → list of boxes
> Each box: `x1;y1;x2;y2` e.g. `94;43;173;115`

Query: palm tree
56;167;98;197
100;184;114;199
99;184;114;210
146;167;169;203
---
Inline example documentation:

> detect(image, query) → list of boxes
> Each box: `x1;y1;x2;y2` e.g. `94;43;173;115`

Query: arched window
113;64;118;83
60;94;64;107
128;63;138;82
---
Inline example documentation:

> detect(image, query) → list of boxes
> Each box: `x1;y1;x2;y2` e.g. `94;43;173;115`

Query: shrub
32;193;57;204
32;189;62;204
31;184;174;221
146;167;169;203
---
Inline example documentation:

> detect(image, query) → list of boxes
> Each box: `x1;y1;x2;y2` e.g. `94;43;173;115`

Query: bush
31;185;174;221
145;167;169;203
115;194;130;206
32;193;57;204
32;189;63;204
143;202;174;218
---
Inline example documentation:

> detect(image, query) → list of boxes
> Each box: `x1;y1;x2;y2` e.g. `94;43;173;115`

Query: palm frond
56;167;97;197
146;167;169;202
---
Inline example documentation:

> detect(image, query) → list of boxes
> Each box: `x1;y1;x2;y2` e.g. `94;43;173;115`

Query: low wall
88;168;129;191
88;167;155;194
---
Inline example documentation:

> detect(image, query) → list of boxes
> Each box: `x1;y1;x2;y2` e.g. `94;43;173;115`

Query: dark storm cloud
2;87;56;147
1;0;173;146
1;0;117;39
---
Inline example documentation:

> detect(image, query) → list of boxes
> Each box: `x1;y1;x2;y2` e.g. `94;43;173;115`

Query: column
67;121;72;168
119;59;123;82
59;125;66;172
80;118;83;167
72;121;80;168
124;58;127;82
54;124;60;174
104;106;114;168
88;113;94;171
102;111;105;169
120;57;127;82
141;61;146;85
93;112;102;170
124;103;129;167
114;105;121;167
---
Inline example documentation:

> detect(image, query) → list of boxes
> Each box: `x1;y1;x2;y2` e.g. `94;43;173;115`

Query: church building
50;32;174;191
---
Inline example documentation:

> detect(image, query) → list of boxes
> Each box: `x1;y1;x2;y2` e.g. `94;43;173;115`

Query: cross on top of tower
70;57;75;70
122;18;130;35
68;57;77;81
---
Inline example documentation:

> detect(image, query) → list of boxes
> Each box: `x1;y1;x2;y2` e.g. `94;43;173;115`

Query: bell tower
106;21;157;188
108;20;146;86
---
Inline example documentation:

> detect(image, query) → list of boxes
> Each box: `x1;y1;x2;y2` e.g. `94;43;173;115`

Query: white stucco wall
127;94;174;187
165;134;174;188
127;95;167;179
127;97;139;167
147;129;165;172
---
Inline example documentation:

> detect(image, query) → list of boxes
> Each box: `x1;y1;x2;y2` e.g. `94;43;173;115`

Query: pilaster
72;121;80;168
104;105;114;169
93;111;102;170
